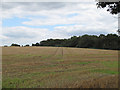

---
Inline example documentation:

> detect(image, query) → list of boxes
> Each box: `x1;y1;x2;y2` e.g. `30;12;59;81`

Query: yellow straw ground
2;46;118;88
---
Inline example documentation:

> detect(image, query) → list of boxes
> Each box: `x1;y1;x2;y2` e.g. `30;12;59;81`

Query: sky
1;1;118;46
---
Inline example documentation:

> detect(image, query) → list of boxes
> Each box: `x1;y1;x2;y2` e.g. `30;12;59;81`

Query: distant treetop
11;43;20;47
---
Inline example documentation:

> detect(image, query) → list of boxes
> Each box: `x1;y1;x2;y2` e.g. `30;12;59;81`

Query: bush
11;43;20;47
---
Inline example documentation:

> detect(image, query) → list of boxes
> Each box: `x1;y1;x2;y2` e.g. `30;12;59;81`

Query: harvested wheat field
2;47;119;88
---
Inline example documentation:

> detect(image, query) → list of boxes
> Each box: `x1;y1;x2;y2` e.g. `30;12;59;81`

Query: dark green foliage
67;36;79;47
32;43;40;46
40;39;65;47
4;45;8;47
96;2;120;14
76;35;98;48
32;34;120;50
25;44;30;47
11;43;20;47
96;2;120;36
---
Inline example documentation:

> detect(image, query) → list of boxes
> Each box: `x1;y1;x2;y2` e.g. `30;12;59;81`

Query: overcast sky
1;1;118;46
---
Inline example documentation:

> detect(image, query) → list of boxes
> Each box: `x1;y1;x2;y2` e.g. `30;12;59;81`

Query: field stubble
2;46;119;88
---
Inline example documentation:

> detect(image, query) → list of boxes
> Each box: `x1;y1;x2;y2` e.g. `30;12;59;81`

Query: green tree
96;2;120;35
35;34;120;50
11;43;20;47
25;44;30;47
96;2;120;14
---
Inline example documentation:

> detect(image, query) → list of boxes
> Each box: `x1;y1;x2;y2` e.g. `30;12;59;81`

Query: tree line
9;34;120;50
31;34;120;50
7;44;29;47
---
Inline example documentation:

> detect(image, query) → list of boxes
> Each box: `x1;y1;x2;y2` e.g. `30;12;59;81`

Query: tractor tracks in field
61;47;64;59
43;47;64;61
65;47;73;60
53;47;64;57
54;47;64;60
53;47;59;56
43;47;59;60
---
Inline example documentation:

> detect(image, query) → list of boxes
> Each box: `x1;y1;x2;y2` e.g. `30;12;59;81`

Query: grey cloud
2;2;89;11
2;2;21;10
61;29;110;36
68;31;109;36
2;2;67;11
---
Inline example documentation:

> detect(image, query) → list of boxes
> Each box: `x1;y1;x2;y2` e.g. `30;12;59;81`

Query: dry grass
2;46;119;88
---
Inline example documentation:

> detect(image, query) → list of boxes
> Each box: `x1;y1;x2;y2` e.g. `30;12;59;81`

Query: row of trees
32;34;120;50
8;44;29;47
8;34;120;50
11;43;20;47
